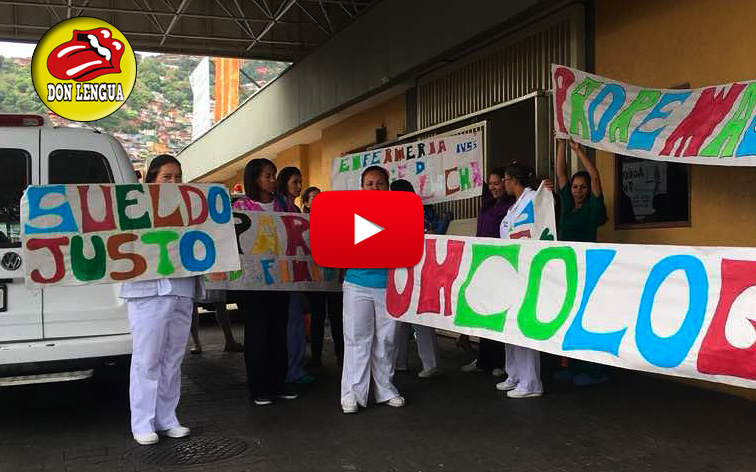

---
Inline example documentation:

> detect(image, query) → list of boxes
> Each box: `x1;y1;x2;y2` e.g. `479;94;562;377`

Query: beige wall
595;0;756;247
596;0;756;400
221;94;406;205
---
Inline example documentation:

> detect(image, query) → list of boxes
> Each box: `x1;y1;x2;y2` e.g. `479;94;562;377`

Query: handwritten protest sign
331;134;483;204
21;183;240;288
553;64;756;165
206;211;341;291
388;235;756;389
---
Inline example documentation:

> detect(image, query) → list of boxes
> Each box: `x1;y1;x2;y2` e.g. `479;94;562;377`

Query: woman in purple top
461;167;514;376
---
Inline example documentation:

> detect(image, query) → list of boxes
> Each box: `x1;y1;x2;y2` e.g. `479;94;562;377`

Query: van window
0;149;30;247
49;150;114;184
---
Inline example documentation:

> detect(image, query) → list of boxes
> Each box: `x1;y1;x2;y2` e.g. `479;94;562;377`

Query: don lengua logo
32;17;136;122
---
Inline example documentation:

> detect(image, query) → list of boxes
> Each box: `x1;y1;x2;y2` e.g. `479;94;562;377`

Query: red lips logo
47;28;124;81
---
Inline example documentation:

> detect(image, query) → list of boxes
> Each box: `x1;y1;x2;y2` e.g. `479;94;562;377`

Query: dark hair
390;179;415;193
505;162;535;189
302;186;320;205
145;154;180;183
488;166;507;180
276;166;302;199
243;158;277;201
361;165;389;186
570;171;591;191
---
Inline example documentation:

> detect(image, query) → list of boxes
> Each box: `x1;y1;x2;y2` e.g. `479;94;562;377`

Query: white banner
206;211;342;291
331;134;484;204
553;64;756;165
388;235;756;389
21;183;240;288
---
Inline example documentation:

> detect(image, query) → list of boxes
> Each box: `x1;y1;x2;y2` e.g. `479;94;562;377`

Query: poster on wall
388;235;756;389
331;134;484;204
205;211;342;292
553;64;756;166
21;183;240;288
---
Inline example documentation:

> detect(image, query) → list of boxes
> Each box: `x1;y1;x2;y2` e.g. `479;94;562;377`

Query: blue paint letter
207;186;232;224
589;84;626;142
260;259;275;285
563;249;627;355
24;185;79;234
735;113;756;157
628;92;691;151
179;231;217;272
635;255;708;368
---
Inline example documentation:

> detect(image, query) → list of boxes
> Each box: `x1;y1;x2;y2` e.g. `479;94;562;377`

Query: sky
0;41;159;58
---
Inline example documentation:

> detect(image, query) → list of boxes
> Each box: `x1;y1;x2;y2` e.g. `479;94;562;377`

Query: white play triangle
354;213;384;244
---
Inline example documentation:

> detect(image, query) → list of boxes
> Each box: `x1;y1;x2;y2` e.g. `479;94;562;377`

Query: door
40;129;129;338
0;128;42;342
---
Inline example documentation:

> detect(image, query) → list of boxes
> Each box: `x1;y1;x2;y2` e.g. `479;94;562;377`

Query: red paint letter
697;259;756;380
292;260;312;282
27;237;69;284
661;84;745;157
387;267;414;318
179;185;208;226
554;66;576;133
281;215;311;256
417;239;465;316
78;185;116;233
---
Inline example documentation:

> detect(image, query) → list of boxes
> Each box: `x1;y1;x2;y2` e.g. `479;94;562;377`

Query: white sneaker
491;368;505;378
496;378;518;391
460;359;484;373
341;395;358;414
159;426;190;438
386;395;406;407
507;387;543;399
418;367;442;378
133;432;159;445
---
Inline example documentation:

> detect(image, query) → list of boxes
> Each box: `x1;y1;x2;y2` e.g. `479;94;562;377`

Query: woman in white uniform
495;163;544;399
340;165;405;413
120;155;205;445
389;179;441;379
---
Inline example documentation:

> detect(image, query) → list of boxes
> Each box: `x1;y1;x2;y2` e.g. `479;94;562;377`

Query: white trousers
341;283;400;406
395;322;439;371
504;344;543;393
127;295;193;435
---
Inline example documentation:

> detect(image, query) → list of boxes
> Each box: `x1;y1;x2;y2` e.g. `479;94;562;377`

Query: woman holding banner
495;163;544;399
390;179;442;378
461;167;514;377
276;167;317;384
302;186;345;367
234;158;298;406
121;154;203;445
554;138;609;386
341;165;404;413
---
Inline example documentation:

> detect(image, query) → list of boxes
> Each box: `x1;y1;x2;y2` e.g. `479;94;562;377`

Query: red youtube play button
310;191;424;268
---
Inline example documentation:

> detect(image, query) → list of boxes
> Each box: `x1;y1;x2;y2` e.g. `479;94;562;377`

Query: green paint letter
517;246;578;340
455;244;520;331
570;78;604;139
115;184;151;230
702;82;756;157
70;235;106;281
608;90;661;143
141;230;180;276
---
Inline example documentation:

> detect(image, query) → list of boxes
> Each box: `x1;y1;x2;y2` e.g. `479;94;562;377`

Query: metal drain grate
129;436;249;466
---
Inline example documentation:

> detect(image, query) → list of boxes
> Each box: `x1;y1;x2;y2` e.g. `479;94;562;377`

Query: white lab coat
121;277;203;435
499;188;543;395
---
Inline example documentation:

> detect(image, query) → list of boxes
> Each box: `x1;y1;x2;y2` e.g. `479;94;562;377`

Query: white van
0;114;137;385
